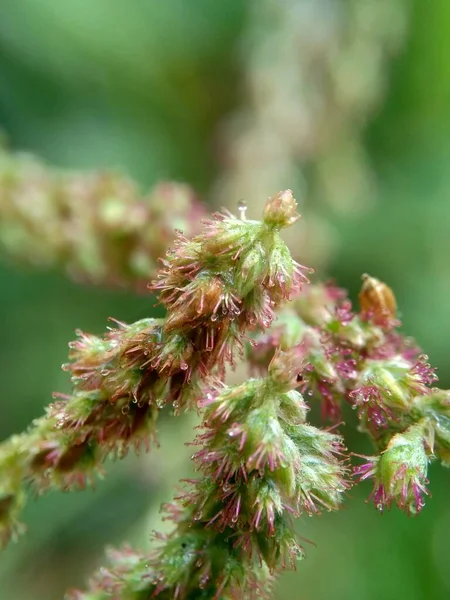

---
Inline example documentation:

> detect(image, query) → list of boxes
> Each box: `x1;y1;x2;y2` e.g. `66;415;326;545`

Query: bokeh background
1;1;450;598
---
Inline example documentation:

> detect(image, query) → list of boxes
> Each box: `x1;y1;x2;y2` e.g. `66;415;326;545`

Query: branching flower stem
248;279;450;515
1;188;449;600
0;190;310;552
68;350;347;599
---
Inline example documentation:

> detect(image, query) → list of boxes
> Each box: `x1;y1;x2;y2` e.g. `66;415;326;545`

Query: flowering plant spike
0;190;310;551
0;191;449;599
0;147;206;290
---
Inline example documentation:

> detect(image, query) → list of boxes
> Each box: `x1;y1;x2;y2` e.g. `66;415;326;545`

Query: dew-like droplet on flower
238;199;247;220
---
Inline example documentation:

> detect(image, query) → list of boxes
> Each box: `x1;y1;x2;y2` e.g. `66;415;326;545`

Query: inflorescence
0;189;448;600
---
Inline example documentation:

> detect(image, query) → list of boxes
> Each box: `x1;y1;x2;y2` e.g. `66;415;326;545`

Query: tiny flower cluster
354;423;431;514
152;189;311;380
0;191;310;550
190;350;347;538
247;276;447;515
67;543;274;600
1;188;450;600
0;319;162;547
70;349;347;599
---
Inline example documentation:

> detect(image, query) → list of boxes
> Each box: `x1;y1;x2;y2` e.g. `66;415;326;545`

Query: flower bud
263;190;300;229
359;274;397;324
355;423;430;514
356;358;415;411
236;243;266;297
247;478;283;536
268;347;306;392
413;390;450;465
290;425;348;514
264;242;298;302
301;330;339;382
164;277;224;332
293;283;347;327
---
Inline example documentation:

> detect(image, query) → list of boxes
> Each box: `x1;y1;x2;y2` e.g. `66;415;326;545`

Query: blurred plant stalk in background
214;0;410;271
0;148;206;290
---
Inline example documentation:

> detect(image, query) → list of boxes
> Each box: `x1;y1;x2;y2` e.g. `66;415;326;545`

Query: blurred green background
1;1;450;599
